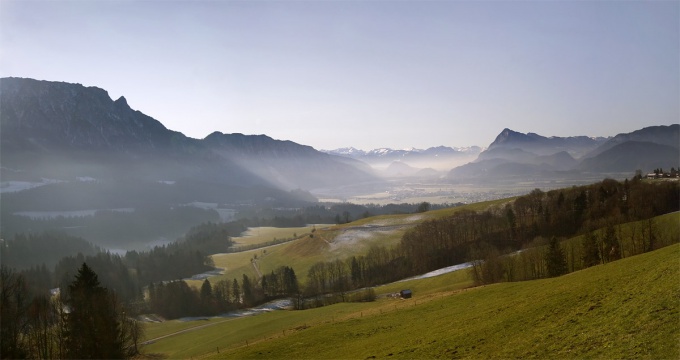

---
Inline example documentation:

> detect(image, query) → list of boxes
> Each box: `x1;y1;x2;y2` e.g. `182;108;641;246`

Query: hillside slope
214;243;679;359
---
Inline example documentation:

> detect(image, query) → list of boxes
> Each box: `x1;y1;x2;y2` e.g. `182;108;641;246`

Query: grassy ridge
213;243;679;359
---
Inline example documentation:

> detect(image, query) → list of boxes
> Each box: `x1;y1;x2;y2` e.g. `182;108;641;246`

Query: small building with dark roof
400;289;412;299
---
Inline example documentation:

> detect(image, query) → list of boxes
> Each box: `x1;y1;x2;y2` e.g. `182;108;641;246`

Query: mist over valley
2;77;678;251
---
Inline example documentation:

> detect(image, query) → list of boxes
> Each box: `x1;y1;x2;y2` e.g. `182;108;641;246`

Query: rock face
0;77;377;192
0;78;181;152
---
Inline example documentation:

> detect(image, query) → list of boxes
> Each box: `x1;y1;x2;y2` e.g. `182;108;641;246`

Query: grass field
142;261;475;359
212;243;680;359
201;199;509;288
142;241;679;359
230;225;331;248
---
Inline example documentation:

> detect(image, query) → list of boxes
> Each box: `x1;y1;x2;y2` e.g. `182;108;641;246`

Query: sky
1;1;678;151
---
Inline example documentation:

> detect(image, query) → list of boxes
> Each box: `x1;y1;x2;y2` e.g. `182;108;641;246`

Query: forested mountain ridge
0;77;377;191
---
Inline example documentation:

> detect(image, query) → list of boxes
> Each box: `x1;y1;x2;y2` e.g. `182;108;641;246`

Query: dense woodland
2;177;679;358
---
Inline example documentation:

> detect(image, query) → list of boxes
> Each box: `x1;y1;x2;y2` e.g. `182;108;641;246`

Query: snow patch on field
330;226;402;251
396;261;475;282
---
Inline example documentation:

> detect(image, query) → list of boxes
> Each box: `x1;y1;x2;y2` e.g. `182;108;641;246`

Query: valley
2;2;678;358
1;77;678;360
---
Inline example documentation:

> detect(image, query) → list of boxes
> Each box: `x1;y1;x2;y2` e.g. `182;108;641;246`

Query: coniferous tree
231;278;241;305
64;263;124;359
545;237;568;278
581;230;601;267
241;274;255;307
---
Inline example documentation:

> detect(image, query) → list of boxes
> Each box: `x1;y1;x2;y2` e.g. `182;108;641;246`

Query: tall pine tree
64;263;124;359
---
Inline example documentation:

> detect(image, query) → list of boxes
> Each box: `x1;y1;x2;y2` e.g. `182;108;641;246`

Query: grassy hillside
230;225;325;248
143;241;679;359
204;199;509;287
142;262;474;358
213;243;679;359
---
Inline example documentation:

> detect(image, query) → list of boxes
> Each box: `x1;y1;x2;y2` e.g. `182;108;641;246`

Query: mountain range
0;77;379;209
2;77;677;206
448;126;679;180
323;146;482;175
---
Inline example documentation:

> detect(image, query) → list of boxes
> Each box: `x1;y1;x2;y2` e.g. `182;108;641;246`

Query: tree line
146;265;300;319
236;201;451;227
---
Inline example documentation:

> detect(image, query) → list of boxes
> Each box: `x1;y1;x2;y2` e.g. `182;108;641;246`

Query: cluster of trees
306;249;409;299
261;266;299;299
147;266;299;319
458;178;679;285
650;167;678;177
1;263;142;359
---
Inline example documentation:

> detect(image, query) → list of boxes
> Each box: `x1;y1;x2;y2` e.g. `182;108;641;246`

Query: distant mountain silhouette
449;126;679;180
579;141;679;173
0;77;378;207
324;146;481;173
582;124;679;159
488;128;607;157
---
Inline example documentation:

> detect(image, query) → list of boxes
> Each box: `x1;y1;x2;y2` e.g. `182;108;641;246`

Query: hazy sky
1;1;678;151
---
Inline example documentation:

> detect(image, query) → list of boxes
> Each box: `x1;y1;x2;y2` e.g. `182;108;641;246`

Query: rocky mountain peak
490;128;542;148
114;96;128;107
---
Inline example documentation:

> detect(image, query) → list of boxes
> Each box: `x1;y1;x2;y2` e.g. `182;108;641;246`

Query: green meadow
143;240;679;359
